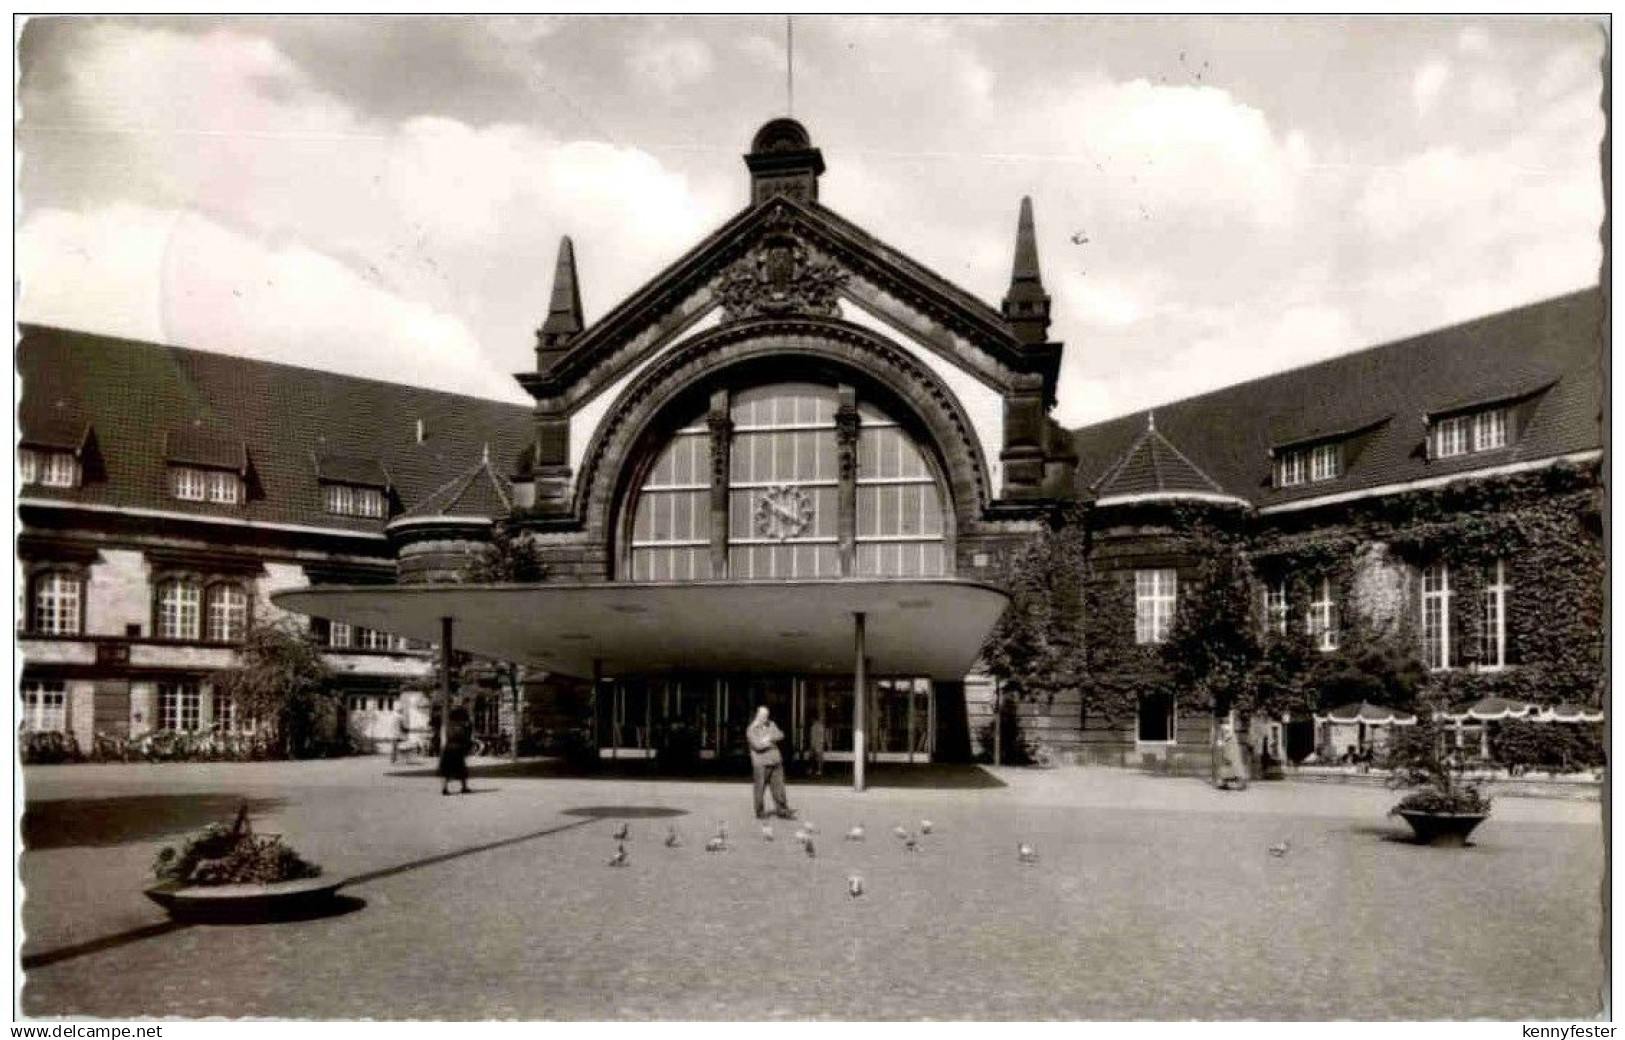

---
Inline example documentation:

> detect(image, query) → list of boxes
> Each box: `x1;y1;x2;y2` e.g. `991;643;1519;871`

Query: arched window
31;572;83;635
205;583;248;643
157;578;203;640
624;382;949;581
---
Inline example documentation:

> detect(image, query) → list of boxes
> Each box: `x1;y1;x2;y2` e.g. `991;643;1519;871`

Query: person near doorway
440;705;472;795
388;704;406;763
747;705;796;819
807;714;827;778
1215;719;1249;791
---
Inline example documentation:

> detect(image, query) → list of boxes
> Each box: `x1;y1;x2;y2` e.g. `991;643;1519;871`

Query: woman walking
440;705;473;795
1215;719;1249;791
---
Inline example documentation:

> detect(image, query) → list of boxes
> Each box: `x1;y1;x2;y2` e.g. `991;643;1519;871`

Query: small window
32;572;83;635
173;468;207;501
1309;443;1341;482
21;449;80;488
327;621;353;649
1431;416;1470;458
1480;558;1509;670
1421;562;1451;670
205;583;248;643
325;484;387;518
1473;409;1508;452
173;467;239;504
157;579;203;640
1135;569;1178;645
158;681;202;732
19;449;38;485
1264;580;1288;636
1307;576;1339;652
20;680;68;733
211;687;240;732
206;470;240;504
1276;450;1308;488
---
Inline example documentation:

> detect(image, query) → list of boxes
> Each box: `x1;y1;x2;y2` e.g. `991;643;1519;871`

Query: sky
15;15;1607;429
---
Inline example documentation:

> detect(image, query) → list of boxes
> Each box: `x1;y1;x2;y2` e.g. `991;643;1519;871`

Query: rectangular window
1307;576;1339;652
1276;450;1308;488
33;573;83;635
158;681;202;732
205;584;248;643
325;484;387;518
19;449;38;485
173;467;207;501
1432;416;1470;459
1421;562;1451;670
41;451;79;488
1135;569;1177;645
328;621;353;649
205;470;240;504
1264;580;1288;636
158;581;202;640
1309;443;1341;482
211;688;238;732
1473;408;1508;452
20;680;68;734
355;626;390;650
1480;558;1508;670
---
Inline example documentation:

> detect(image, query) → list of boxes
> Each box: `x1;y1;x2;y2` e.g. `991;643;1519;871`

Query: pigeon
804;838;817;859
892;825;910;841
761;822;775;841
611;822;629;841
665;827;681;848
705;836;727;852
608;842;628;867
1268;840;1291;858
1017;842;1039;865
920;819;934;835
802;821;818;835
847;874;864;897
903;833;920;853
793;828;809;845
846;824;865;842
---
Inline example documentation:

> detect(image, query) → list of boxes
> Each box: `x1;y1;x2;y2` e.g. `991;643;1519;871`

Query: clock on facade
754;484;814;541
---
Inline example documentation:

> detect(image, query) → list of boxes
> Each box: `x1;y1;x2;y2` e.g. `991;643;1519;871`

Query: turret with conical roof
535;236;584;372
1002;196;1052;346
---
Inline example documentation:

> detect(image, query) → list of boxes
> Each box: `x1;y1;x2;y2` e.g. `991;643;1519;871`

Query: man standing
807;714;827;778
747;705;796;819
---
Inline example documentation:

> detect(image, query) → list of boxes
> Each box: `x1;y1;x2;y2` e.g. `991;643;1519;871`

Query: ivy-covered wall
978;461;1605;765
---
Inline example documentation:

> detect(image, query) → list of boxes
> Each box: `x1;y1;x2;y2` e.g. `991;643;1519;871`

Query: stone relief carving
713;236;847;321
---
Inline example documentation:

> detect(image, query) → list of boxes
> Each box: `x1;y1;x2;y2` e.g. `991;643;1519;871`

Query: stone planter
144;877;344;923
1396;810;1489;846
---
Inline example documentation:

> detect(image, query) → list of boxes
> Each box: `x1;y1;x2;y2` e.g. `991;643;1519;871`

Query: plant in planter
147;805;335;921
1384;719;1492;845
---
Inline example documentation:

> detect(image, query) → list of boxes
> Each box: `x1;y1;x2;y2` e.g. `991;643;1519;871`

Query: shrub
1491;720;1606;775
20;731;82;764
1385;719;1493;817
152;806;321;887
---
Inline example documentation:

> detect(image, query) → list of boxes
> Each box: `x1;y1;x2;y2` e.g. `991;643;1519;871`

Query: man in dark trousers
747;705;796;820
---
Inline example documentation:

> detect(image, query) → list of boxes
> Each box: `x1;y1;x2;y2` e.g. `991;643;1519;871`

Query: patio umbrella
1535;703;1605;724
1313;701;1418;726
1440;696;1537;722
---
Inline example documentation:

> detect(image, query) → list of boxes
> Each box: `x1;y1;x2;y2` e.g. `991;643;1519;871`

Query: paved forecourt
18;757;1604;1020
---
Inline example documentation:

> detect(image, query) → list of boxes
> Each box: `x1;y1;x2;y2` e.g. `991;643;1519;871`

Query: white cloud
626;34;714;94
1413;58;1451;115
18;204;528;403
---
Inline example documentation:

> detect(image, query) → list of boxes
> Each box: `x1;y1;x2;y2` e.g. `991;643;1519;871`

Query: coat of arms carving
714;236;847;321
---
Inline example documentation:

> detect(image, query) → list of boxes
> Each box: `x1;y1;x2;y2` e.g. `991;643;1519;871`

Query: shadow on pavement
561;806;687;819
386;758;1007;789
21;794;285;850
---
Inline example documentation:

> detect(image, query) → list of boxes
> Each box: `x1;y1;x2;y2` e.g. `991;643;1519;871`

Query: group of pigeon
603;815;982;896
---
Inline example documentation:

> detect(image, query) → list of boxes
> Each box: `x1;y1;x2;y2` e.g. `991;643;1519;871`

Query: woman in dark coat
440;705;472;795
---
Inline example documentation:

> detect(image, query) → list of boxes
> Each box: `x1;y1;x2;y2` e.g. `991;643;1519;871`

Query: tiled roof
16;325;534;534
1090;418;1233;503
1071;288;1604;509
164;426;248;472
315;454;391;489
394;455;513;521
19;409;91;451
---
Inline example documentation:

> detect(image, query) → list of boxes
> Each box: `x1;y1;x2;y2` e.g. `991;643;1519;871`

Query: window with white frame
1421;562;1451;670
1264;580;1288;636
1309;443;1342;482
355;626;391;650
325;484;387;518
20;449;80;488
1307;576;1339;652
328;621;353;648
20;680;67;733
157;579;203;640
1135;569;1178;645
205;583;248;643
31;571;83;635
1275;450;1308;488
158;681;202;732
1473;408;1508;452
205;470;240;504
173;467;207;501
1479;558;1508;670
1432;416;1470;459
211;687;240;731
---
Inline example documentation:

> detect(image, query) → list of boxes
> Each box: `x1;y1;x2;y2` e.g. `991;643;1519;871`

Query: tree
218;617;334;759
1161;535;1262;718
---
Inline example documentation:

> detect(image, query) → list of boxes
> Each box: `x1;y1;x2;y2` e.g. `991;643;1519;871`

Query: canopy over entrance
272;579;1008;682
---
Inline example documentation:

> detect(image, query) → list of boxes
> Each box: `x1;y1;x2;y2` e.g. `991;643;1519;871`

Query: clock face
754;484;814;541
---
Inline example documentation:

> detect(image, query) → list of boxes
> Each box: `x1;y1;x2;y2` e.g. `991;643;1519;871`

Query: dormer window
1429;403;1518;460
325;483;388;518
1275;442;1341;487
1473;407;1508;451
172;466;241;504
19;448;80;488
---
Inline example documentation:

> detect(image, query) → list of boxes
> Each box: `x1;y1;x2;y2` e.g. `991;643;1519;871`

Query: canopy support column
439;616;454;754
853;611;866;793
